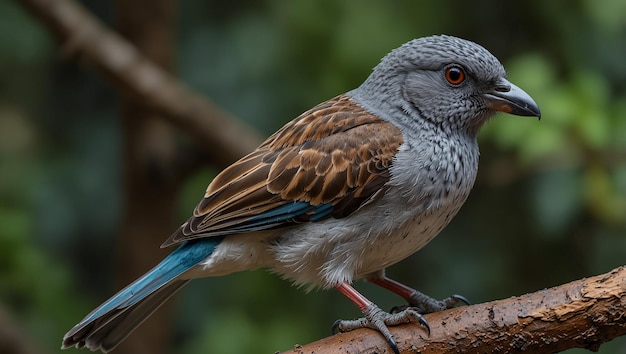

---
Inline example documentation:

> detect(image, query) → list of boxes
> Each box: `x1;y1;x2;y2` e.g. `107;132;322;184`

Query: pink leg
335;282;372;311
368;276;416;300
333;282;429;354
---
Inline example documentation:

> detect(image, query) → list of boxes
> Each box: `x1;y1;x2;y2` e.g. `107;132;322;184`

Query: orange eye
445;66;465;85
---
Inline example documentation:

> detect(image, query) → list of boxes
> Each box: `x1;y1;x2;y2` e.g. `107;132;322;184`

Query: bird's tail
62;238;223;353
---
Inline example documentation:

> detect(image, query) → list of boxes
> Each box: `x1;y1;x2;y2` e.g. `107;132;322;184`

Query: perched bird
62;35;540;353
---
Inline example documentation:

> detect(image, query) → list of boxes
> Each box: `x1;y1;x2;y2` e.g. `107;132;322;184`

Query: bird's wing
162;94;403;247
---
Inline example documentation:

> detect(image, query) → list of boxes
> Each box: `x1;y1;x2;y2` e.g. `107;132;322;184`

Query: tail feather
93;280;188;352
62;238;223;352
65;280;189;352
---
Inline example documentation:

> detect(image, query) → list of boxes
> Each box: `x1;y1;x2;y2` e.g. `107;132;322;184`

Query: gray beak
485;78;541;119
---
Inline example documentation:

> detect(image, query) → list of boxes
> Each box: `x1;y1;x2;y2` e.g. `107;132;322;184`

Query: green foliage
0;143;89;350
482;51;626;231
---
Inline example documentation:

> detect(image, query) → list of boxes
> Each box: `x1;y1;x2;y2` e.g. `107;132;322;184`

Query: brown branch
17;0;263;168
282;266;626;353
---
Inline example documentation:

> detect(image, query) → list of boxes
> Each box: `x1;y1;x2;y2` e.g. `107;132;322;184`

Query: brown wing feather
162;94;403;247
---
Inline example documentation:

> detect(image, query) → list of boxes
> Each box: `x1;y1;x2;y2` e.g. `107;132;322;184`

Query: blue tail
62;237;223;353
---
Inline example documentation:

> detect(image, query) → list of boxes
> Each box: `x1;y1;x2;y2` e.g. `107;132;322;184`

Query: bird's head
356;35;541;137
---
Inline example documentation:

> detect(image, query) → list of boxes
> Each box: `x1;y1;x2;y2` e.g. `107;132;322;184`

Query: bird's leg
333;282;429;354
366;271;469;314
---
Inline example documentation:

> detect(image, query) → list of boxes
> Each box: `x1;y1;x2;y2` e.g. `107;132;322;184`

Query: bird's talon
389;338;400;354
417;315;431;336
331;319;342;334
450;294;471;306
333;305;429;354
406;290;470;313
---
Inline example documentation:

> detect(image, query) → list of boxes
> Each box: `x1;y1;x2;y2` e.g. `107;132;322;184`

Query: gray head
351;35;540;136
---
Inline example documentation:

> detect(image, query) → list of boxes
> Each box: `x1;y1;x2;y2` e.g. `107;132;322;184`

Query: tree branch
17;0;263;168
282;266;626;353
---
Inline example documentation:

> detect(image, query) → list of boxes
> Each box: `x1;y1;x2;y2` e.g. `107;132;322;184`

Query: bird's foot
332;304;429;354
391;291;470;314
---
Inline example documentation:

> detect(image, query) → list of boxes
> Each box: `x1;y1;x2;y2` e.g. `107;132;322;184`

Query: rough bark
282;266;626;353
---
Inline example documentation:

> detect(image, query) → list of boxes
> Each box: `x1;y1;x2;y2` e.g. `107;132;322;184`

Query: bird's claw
332;304;429;354
391;291;470;314
447;294;471;307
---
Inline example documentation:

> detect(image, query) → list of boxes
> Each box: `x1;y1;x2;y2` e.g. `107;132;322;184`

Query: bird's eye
445;66;465;85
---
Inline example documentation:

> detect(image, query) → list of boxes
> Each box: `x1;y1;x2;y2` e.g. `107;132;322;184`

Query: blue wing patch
226;200;337;234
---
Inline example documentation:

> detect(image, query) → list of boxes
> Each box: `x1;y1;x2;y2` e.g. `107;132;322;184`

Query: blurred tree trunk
115;1;178;353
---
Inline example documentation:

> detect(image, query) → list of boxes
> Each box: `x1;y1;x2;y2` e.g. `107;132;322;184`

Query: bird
61;34;540;353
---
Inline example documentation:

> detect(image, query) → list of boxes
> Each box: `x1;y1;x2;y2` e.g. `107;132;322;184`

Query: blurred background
1;0;625;353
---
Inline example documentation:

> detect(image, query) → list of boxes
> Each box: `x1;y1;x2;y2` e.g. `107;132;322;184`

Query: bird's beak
484;78;541;119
